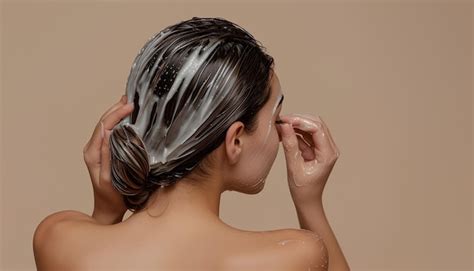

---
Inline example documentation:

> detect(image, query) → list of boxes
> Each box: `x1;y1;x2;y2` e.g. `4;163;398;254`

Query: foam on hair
109;17;274;212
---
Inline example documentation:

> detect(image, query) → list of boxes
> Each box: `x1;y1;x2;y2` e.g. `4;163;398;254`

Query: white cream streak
119;30;241;166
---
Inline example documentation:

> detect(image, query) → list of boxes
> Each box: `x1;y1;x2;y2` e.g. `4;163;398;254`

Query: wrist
288;189;324;208
294;198;324;212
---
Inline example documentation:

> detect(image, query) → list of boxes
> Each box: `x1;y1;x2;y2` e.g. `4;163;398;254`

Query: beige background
1;1;472;270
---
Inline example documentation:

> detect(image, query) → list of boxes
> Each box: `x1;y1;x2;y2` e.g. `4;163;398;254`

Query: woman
33;17;349;271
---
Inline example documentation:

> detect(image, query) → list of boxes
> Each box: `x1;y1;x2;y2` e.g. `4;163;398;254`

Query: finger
296;133;315;161
86;102;134;155
280;115;333;158
101;102;134;131
303;114;339;156
99;129;113;187
318;116;340;156
287;113;319;123
314;115;339;156
280;115;319;133
84;95;127;154
278;123;316;161
100;95;128;120
277;122;304;170
294;127;315;148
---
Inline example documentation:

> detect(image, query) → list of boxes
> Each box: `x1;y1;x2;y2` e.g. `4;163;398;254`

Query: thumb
278;122;303;172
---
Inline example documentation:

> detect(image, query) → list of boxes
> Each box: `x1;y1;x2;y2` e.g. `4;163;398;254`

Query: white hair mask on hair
116;22;272;180
108;17;277;210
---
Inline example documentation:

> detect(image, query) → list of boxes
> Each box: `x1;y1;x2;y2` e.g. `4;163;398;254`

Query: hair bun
109;123;153;211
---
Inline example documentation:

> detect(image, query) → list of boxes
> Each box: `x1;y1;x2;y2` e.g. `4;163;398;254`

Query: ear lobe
225;121;245;165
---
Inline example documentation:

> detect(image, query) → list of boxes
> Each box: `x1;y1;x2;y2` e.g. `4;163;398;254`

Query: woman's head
109;17;280;212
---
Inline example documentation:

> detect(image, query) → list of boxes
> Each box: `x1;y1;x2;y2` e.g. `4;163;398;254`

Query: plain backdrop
1;1;472;270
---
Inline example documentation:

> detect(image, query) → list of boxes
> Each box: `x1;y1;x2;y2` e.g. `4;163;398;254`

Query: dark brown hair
109;17;274;212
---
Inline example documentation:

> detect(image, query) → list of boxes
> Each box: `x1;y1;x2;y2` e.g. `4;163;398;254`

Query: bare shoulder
222;228;329;271
33;210;98;270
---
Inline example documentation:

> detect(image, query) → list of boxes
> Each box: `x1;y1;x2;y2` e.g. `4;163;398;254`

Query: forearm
294;199;350;271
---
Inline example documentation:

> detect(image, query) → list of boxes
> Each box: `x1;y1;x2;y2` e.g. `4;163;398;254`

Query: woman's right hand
276;114;340;206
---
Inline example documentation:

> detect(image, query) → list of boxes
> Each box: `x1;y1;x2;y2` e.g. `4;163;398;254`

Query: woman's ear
225;121;245;165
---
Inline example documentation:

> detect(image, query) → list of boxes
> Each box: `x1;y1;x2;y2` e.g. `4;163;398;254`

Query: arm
82;95;134;225
277;114;350;271
34;97;133;268
294;199;350;270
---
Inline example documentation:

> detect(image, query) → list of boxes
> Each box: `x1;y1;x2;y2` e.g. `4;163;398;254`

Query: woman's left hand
82;95;134;224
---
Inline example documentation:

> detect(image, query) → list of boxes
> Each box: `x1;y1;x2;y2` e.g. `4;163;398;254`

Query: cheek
243;126;279;173
259;126;280;166
261;118;280;150
268;127;280;159
258;131;280;180
246;117;280;161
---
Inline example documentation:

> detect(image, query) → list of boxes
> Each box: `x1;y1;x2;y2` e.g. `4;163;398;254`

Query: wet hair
109;17;274;212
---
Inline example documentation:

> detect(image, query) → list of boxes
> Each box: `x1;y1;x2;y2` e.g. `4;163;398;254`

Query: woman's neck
127;174;225;225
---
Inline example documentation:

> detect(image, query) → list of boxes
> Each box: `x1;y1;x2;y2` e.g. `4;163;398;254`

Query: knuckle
83;153;91;164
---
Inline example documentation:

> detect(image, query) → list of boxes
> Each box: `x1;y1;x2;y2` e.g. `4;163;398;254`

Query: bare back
35;211;327;271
